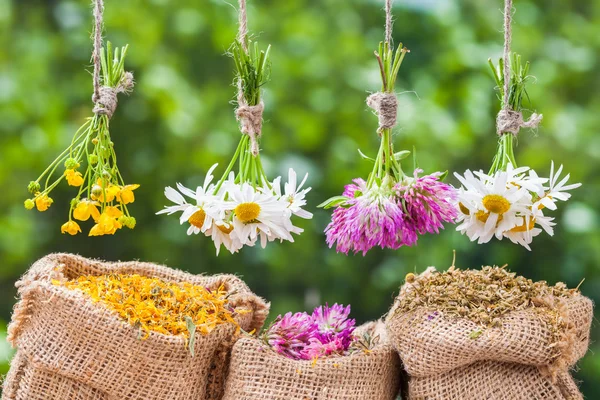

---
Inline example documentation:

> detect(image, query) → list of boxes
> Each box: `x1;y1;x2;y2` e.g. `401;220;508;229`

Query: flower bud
24;199;35;210
64;158;80;170
89;154;98;165
92;138;99;145
102;170;112;179
27;181;40;194
91;185;103;198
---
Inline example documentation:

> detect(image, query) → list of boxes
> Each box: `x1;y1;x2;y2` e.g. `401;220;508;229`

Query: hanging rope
496;0;542;136
91;0;133;118
385;0;393;46
234;0;264;157
367;0;398;135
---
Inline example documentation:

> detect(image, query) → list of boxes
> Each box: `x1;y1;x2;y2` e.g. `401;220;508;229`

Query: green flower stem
211;39;272;192
366;42;409;189
488;53;534;175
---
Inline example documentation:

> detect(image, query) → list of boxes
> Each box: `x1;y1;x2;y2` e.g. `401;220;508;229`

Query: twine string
385;0;393;45
368;0;398;135
496;0;542;136
235;0;263;157
91;0;133;119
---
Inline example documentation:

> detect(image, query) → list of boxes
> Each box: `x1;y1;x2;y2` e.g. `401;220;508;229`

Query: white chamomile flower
280;168;313;219
534;161;582;211
157;164;221;235
455;168;533;243
228;182;294;247
206;219;246;255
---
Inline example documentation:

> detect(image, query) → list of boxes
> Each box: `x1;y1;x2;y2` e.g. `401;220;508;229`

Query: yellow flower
64;169;84;187
61;220;82;235
73;199;101;222
91;179;121;203
35;194;53;212
118;184;140;205
89;207;123;236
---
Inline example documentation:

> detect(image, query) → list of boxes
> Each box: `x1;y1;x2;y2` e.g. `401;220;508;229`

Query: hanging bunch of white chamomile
157;39;312;255
454;54;581;250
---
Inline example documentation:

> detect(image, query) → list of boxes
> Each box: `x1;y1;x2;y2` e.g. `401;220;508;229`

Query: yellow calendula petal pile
53;274;240;339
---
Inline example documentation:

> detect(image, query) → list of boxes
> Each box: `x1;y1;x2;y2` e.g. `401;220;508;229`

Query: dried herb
396;265;579;329
53;274;240;344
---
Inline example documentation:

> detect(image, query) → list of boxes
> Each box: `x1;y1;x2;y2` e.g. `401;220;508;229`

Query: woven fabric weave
408;360;582;400
222;321;401;400
3;253;269;400
385;269;593;399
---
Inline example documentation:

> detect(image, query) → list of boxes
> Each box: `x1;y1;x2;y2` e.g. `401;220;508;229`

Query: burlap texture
386;294;593;377
3;253;269;400
408;360;582;400
221;321;401;400
385;270;593;400
3;351;113;400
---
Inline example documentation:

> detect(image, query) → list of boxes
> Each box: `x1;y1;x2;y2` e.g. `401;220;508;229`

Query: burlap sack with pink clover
2;253;269;400
221;320;402;400
385;268;593;400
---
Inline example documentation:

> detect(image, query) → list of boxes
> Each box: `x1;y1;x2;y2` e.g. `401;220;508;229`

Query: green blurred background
1;0;599;396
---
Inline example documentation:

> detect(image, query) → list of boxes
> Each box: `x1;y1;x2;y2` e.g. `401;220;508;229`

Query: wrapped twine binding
221;320;402;400
2;253;269;400
385;269;593;400
367;92;398;134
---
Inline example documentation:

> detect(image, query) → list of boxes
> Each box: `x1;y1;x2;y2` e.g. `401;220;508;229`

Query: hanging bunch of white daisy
157;39;311;255
455;54;580;250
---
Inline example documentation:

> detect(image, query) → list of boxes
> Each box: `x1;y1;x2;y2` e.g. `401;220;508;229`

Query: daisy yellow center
218;224;234;234
510;218;535;233
476;210;503;224
235;202;261;223
458;202;470;215
482;194;511;214
188;209;206;228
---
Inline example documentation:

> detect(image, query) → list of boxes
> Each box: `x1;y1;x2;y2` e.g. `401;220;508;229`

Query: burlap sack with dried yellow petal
2;253;269;400
385;267;593;400
221;320;402;400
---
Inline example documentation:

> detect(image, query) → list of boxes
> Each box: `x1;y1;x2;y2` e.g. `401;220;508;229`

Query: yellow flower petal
118;184;140;205
61;221;82;235
64;169;84;187
35;194;53;212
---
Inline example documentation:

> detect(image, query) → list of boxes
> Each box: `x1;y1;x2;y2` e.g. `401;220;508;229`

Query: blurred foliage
0;0;599;395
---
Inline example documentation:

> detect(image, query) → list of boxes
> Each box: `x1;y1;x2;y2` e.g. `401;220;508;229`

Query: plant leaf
394;150;411;161
317;196;350;209
357;149;375;162
185;316;196;357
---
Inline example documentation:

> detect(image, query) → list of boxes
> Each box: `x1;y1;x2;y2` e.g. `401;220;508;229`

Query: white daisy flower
455;168;534;243
534;161;582;211
157;164;222;235
206;219;246;255
275;168;313;219
228;182;294;246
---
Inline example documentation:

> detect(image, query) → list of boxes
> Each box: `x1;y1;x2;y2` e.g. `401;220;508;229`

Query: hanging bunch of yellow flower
24;43;138;236
53;274;241;343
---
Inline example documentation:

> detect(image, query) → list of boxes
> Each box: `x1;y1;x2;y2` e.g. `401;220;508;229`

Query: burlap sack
3;253;269;400
221;320;401;400
386;294;593;377
408;360;583;400
385;270;593;400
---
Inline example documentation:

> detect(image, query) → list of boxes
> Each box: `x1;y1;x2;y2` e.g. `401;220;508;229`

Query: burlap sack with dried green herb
3;253;269;400
385;266;593;400
222;320;401;400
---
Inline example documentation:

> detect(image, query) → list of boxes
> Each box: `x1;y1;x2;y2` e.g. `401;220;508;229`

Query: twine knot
367;92;398;134
496;109;542;136
92;72;135;119
235;101;264;156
